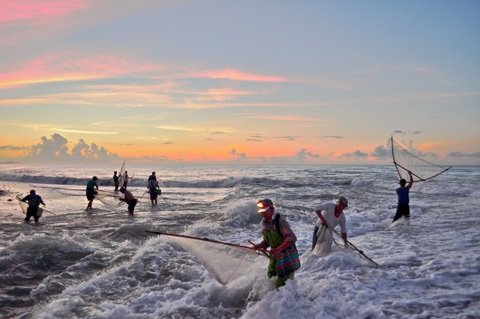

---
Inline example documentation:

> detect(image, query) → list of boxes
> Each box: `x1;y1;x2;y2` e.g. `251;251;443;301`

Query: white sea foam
0;163;478;318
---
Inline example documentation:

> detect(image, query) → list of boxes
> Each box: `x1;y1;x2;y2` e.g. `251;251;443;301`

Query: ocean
0;163;478;319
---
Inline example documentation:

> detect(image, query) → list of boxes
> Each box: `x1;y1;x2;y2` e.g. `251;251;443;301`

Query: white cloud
25;133;118;162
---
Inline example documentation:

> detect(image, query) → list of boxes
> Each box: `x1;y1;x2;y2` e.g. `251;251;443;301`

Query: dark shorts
86;191;96;201
25;207;40;221
393;204;410;222
149;191;158;200
128;199;138;213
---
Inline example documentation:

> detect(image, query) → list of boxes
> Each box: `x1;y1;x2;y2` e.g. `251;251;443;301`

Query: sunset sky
1;0;479;165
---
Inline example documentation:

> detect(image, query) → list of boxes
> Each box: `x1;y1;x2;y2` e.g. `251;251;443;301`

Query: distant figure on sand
311;196;349;256
120;187;137;215
148;171;157;182
21;189;45;223
122;171;131;189
252;199;301;288
147;178;160;206
393;171;413;223
113;171;119;192
86;176;99;210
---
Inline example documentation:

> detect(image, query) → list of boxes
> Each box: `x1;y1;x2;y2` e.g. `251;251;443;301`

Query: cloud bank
1;134;478;165
26;133;118;162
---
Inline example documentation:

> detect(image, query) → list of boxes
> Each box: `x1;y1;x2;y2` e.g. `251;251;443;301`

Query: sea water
0;163;478;319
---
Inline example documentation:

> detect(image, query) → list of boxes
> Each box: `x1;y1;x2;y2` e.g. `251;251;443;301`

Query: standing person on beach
122;171;130;189
393;171;413;223
311;196;349;256
252;199;301;288
113;171;119;192
86;176;99;211
148;171;157;182
119;187;137;215
147;178;160;206
21;189;45;223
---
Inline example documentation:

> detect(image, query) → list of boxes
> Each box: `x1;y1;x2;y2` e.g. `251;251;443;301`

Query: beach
0;163;479;319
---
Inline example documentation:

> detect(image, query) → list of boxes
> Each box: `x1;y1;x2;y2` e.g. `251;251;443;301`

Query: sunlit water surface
0;163;478;319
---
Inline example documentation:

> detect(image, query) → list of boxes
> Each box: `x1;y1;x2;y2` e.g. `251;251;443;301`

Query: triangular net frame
391;136;451;182
118;161;126;187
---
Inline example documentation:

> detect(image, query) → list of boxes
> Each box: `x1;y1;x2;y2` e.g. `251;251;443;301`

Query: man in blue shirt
393;171;413;222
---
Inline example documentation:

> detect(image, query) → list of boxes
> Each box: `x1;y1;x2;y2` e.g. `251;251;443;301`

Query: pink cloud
200;88;254;96
192;88;256;102
0;52;164;88
0;0;88;23
254;115;316;122
191;68;287;83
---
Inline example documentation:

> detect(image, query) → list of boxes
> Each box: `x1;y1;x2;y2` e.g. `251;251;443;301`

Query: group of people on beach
251;195;349;288
251;170;413;288
19;170;414;288
112;170;132;191
84;171;162;214
20;170;163;221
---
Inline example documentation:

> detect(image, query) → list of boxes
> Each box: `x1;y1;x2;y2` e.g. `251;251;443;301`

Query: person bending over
120;187;137;215
311;196;349;256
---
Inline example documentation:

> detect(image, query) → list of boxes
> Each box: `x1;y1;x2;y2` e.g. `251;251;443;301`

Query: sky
0;0;479;165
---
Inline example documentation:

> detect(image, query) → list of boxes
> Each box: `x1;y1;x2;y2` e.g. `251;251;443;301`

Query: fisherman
252;199;301;288
148;171;157;182
393;171;413;222
113;171;119;192
119;187;137;215
311;196;349;256
21;189;46;223
86;176;99;210
122;171;130;189
147;178;160;206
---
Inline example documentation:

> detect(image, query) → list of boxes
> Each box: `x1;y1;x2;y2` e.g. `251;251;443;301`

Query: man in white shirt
312;196;349;256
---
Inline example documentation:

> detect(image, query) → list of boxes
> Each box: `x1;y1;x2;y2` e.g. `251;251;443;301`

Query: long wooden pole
145;230;259;252
329;227;379;267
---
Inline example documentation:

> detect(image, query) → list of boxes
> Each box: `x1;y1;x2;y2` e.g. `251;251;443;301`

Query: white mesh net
162;233;264;285
391;136;451;182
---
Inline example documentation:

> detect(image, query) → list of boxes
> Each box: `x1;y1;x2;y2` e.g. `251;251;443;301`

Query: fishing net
16;195;28;214
312;226;334;256
163;234;264;284
391;137;451;182
95;190;124;208
118;161;126;187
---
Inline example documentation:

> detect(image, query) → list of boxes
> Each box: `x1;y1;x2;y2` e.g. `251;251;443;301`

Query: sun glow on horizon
0;1;478;165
